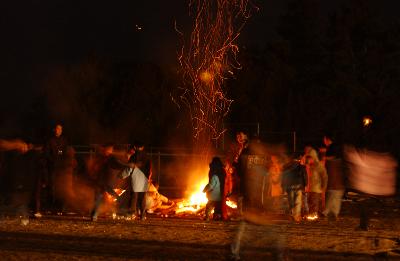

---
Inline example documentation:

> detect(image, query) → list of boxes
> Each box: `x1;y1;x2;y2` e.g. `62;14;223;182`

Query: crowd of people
0;125;398;229
203;131;352;225
0;123;173;223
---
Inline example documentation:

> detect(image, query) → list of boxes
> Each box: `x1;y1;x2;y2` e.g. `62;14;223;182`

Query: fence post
293;131;296;153
157;151;161;185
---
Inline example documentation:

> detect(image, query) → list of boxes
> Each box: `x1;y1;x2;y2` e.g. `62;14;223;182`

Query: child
203;157;225;221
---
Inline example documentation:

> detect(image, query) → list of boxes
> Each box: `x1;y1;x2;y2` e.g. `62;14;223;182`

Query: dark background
1;0;400;156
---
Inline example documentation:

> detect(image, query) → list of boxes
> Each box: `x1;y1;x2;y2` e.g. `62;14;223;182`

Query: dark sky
1;0;399;125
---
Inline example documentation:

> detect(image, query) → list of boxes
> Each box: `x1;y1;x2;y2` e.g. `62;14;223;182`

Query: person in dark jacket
281;158;307;222
43;123;68;214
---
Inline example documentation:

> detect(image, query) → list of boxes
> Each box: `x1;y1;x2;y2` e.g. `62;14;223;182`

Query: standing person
203;157;225;221
90;144;133;221
281;158;307;223
322;135;345;221
128;142;152;220
267;155;283;211
225;131;249;217
43;123;68;214
319;134;339;210
0;139;39;225
304;149;328;218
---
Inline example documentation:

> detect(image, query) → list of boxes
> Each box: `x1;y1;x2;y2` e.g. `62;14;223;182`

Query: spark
176;0;257;147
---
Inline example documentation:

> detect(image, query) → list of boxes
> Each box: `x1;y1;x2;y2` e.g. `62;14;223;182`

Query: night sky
1;0;400;145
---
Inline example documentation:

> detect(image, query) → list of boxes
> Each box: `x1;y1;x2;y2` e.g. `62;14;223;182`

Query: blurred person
222;165;233;220
0;139;39;225
304;149;328;218
281;158;307;223
43;123;68;214
0;139;29;203
344;146;397;230
90;143;134;221
225;131;249;216
203;157;225;221
144;182;173;213
113;144;135;216
0;139;29;152
267;154;283;211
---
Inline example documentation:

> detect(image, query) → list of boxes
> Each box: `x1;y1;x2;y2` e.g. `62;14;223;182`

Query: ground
0;197;399;260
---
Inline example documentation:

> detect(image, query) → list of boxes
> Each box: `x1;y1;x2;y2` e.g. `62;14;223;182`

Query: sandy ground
0;197;399;260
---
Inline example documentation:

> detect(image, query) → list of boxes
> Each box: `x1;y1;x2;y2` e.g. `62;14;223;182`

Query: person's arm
111;156;135;169
209;175;218;191
203;175;218;193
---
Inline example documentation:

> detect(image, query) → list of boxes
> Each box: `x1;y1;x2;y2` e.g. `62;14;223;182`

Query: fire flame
176;180;208;214
176;179;237;215
226;199;237;209
306;213;319;221
105;189;126;202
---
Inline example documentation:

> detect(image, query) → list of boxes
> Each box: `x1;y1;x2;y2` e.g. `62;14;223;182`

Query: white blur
344;145;398;196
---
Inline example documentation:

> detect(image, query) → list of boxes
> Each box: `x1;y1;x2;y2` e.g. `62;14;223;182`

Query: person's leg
205;201;213;221
302;192;309;216
308;192;321;215
322;190;333;217
138;192;146;220
130;192;139;217
287;189;294;211
34;179;42;216
214;200;222;220
91;189;104;221
330;190;344;217
293;189;303;222
323;190;344;218
359;198;369;230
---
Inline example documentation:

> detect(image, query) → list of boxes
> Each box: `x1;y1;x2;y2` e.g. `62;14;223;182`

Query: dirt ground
0;197;400;260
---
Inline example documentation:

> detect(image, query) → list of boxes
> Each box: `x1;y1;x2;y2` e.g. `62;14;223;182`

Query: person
0;139;38;225
144;182;173;213
344;146;397;230
281;158;307;223
90;143;133;221
225;131;249;217
203;157;225;221
43;123;68;214
225;131;248;194
319;134;340;210
321;135;345;221
127;142;152;220
267;154;283;211
304;149;328;218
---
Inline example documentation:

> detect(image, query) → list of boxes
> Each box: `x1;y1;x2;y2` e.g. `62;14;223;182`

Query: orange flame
306;213;318;221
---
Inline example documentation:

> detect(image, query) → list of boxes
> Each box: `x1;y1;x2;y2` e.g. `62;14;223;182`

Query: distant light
135;24;143;31
363;116;372;127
